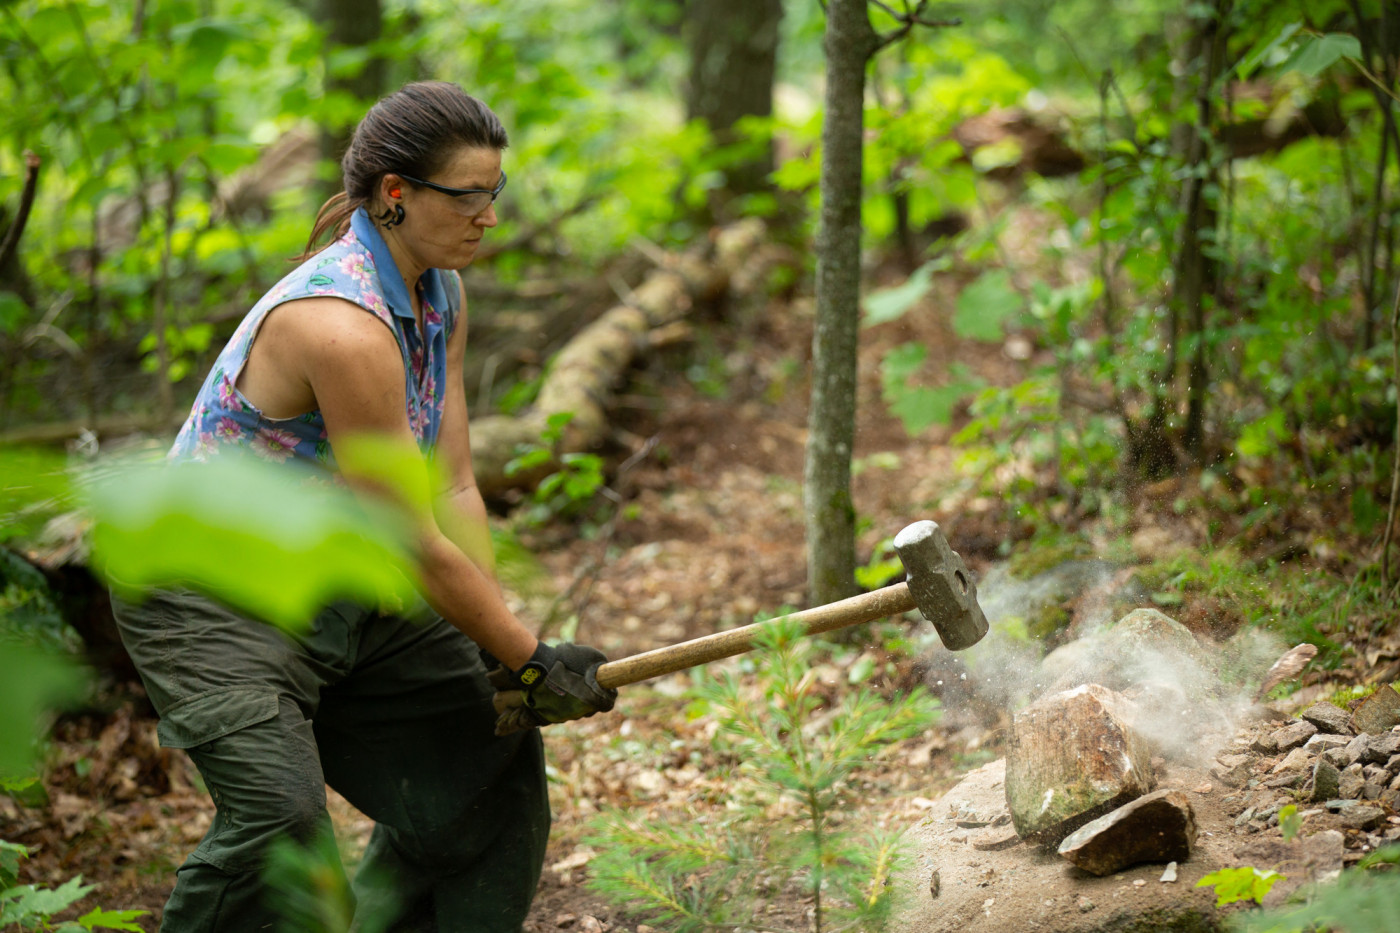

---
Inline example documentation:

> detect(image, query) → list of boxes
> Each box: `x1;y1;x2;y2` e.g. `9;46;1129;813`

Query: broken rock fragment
1056;789;1197;876
1350;686;1400;734
1005;683;1155;844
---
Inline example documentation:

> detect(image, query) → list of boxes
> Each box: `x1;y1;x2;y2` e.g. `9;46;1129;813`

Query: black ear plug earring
380;203;406;227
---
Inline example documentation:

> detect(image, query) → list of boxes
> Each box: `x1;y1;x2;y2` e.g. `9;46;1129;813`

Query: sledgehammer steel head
894;520;988;651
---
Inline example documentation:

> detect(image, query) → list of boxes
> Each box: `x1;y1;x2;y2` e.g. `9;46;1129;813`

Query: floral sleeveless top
170;208;462;470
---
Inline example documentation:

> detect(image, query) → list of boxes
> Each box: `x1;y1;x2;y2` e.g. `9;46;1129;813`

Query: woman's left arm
433;277;499;586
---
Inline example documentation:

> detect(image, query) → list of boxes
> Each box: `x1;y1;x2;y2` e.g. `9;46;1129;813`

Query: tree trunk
805;0;878;607
1176;1;1228;463
318;0;386;194
683;0;783;207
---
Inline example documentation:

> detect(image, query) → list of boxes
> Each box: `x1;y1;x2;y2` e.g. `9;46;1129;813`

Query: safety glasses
397;170;507;216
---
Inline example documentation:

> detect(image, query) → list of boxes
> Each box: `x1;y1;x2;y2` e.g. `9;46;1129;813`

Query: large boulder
1005;684;1156;844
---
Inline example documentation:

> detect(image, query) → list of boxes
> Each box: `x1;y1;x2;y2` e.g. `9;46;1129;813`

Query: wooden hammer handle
594;582;918;690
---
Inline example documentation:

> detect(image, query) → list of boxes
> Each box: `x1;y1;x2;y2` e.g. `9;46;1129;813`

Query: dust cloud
918;561;1290;765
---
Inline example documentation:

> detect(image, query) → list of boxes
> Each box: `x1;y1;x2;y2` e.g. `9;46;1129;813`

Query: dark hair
298;82;508;260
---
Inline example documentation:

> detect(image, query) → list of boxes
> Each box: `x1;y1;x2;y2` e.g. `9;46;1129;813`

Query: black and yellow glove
481;642;616;736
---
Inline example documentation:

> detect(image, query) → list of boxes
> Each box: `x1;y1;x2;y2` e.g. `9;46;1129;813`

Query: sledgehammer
593;520;988;690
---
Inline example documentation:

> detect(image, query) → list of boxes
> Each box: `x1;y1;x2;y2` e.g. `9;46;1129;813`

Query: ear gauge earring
379;203;406;227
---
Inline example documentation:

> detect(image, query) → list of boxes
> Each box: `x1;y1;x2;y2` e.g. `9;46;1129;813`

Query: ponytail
295;191;358;262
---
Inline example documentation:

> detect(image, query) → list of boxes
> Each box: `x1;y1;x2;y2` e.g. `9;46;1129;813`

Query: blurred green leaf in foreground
87;453;419;633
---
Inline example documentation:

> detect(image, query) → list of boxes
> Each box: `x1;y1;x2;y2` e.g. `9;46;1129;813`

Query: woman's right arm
284;297;539;668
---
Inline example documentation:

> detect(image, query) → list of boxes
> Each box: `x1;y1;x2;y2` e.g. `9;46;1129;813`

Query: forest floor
4;217;1398;931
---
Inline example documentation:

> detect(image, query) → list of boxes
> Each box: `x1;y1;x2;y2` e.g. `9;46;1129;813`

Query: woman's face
390;146;503;270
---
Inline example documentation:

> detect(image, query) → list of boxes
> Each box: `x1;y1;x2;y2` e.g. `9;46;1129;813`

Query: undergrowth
584;616;939;933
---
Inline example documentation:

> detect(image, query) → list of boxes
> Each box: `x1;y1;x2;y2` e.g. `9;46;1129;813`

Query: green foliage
586;616;940;933
1277;804;1300;843
86;454;418;632
880;345;984;436
953;270;1021;342
0;842;146;931
0;641;84;778
505;412;607;525
1196;866;1285;907
0;449;73;544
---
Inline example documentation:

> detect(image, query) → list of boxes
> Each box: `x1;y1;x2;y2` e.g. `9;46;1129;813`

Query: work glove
481;642;617;736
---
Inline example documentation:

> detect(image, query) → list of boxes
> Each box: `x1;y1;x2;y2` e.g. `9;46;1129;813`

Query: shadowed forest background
2;1;1400;931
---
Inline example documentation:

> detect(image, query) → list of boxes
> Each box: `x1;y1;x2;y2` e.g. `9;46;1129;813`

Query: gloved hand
481;642;617;736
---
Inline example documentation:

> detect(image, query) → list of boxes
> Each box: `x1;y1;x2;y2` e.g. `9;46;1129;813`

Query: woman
112;82;615;931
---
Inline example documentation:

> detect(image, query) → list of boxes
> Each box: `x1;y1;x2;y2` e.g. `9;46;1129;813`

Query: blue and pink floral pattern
170;208;461;470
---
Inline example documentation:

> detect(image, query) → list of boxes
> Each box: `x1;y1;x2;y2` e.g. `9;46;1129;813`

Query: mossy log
469;218;770;498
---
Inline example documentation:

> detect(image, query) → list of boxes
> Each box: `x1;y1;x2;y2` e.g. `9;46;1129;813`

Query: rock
1387;754;1400;775
1110;608;1203;660
1360;731;1400;765
1361;782;1383;800
1270;720;1318;752
1212;754;1254;787
1338;805;1386;831
1341;733;1371;766
1250;733;1279;755
1272;747;1313;773
1300;701;1354;735
1056;789;1197;876
1160;861;1178;882
1340;764;1366;800
1304;733;1351;752
1312;759;1341;802
1351;685;1400;734
1324;746;1352;768
1005;684;1155;843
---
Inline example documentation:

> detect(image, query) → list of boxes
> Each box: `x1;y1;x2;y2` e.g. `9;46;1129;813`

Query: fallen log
469;218;771;498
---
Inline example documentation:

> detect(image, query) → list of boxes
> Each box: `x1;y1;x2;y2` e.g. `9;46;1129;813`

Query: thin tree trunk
805;0;878;606
1181;0;1229;462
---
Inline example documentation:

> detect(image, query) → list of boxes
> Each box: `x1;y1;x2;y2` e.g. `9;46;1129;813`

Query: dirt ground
4;227;1394;930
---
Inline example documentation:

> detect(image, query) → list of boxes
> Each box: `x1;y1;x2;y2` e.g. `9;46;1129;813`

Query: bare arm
431;279;501;589
293;297;537;668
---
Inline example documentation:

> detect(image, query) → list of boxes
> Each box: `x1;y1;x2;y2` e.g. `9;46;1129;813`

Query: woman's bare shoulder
263;296;399;359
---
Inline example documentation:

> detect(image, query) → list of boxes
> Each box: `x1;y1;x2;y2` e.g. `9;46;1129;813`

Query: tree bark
805;0;878;607
318;0;386;194
683;0;783;206
1177;1;1229;464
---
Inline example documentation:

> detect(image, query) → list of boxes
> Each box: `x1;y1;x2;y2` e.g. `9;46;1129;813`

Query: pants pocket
157;686;280;749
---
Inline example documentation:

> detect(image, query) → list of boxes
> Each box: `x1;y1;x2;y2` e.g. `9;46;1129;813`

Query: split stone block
1300;701;1354;735
1056;789;1197;876
1005;683;1155;844
1351;685;1400;735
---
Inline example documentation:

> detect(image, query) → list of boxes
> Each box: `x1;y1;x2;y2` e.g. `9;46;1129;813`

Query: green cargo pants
111;588;549;932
